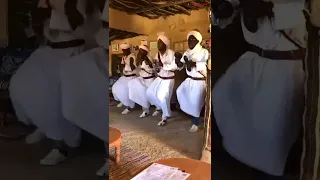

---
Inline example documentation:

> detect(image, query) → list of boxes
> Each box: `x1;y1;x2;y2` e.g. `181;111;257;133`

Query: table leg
115;144;121;163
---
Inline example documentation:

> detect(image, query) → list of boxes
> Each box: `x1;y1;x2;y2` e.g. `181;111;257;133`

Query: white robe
60;47;109;142
146;49;177;118
177;49;208;118
112;53;137;108
9;1;99;146
128;60;155;109
9;43;84;147
212;1;306;176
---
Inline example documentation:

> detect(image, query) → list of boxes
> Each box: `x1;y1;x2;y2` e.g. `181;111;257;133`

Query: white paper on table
131;163;179;180
167;170;191;180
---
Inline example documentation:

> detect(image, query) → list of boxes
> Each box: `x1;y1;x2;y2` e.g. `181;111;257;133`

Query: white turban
187;30;203;43
139;45;149;52
120;43;131;50
157;35;170;47
185;30;204;58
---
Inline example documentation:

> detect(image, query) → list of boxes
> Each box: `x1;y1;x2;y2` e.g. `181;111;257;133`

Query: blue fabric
109;76;120;88
192;116;200;126
0;49;34;76
0;48;34;90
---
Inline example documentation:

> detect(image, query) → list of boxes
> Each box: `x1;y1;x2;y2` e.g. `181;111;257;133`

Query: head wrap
187;30;203;43
139;45;149;52
157;35;170;47
120;43;131;50
185;30;204;58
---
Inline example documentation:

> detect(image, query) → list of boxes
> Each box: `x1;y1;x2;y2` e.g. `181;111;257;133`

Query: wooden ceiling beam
131;0;193;14
109;28;143;42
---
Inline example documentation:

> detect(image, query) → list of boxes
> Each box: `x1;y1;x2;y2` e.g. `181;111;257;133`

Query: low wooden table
134;158;211;180
109;126;121;163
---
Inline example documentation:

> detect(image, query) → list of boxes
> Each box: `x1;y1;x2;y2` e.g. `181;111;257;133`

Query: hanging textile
300;2;320;179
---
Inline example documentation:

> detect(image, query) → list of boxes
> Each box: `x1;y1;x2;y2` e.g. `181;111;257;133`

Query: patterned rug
109;132;189;180
109;146;151;180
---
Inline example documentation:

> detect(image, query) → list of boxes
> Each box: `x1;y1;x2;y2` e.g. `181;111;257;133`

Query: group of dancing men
112;31;209;133
5;0;307;179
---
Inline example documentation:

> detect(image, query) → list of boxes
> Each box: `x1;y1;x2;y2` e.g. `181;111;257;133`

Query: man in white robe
176;30;209;133
212;0;306;179
128;45;155;118
9;0;100;166
112;43;137;114
146;35;178;126
59;0;109;176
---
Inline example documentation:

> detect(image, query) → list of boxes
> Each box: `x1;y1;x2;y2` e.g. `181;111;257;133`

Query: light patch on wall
178;17;186;25
150;41;157;49
157;32;165;36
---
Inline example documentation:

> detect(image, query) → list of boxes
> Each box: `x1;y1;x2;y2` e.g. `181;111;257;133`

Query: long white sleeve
273;1;305;30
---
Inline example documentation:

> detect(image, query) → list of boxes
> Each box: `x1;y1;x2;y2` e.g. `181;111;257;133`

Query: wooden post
310;0;320;27
300;1;320;179
201;67;211;163
201;12;212;162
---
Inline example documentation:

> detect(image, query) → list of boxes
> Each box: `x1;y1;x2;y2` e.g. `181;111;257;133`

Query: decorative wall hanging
111;44;119;52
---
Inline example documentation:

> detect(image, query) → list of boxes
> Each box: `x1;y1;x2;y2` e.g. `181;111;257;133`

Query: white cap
157;35;170;47
187;30;203;43
120;43;131;50
139;45;149;52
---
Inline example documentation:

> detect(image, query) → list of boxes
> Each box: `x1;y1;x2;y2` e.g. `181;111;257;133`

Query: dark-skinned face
157;39;167;52
138;48;148;57
122;48;131;56
188;35;199;49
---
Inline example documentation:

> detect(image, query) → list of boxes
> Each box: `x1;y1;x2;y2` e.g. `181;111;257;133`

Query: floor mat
109;132;189;180
109;146;151;180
